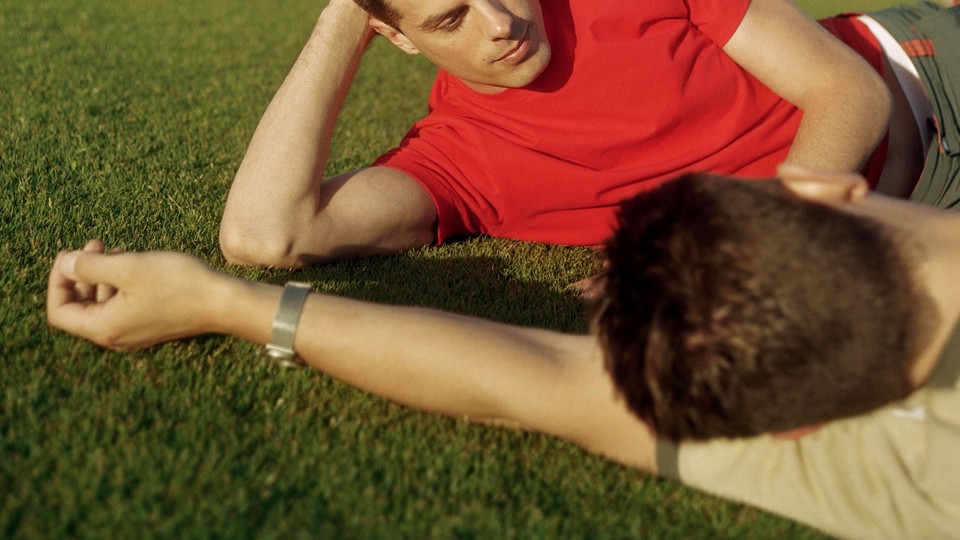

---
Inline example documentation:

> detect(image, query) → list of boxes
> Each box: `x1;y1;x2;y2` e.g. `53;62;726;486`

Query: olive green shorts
869;2;960;208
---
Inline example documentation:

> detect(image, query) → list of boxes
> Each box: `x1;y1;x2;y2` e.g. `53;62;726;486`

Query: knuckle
93;322;126;350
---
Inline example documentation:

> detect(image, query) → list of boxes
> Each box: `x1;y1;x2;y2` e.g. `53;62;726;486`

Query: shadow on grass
262;251;593;335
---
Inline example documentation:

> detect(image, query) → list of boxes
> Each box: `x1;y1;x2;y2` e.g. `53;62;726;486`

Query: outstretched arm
46;242;657;472
219;0;436;268
724;0;892;173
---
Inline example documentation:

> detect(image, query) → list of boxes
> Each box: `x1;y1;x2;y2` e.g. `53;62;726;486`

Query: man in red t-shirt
218;0;915;268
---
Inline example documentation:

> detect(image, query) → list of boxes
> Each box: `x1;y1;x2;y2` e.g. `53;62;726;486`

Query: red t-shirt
375;0;883;246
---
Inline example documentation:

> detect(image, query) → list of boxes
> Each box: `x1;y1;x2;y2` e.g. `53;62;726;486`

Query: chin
517;48;551;86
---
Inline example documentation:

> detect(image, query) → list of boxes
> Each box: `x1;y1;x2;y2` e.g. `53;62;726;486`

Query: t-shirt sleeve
685;0;751;46
373;122;496;244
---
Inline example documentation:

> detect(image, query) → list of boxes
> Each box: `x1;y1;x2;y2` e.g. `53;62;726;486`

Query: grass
2;0;897;537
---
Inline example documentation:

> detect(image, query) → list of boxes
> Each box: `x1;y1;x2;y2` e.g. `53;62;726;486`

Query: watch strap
262;281;312;367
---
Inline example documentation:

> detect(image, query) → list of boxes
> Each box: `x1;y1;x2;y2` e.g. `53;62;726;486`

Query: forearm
221;1;374;241
722;0;893;175
214;280;655;469
210;276;591;426
784;81;891;173
48;247;657;472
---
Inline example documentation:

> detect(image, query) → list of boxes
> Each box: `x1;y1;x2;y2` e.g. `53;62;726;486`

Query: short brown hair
594;174;934;442
353;0;401;28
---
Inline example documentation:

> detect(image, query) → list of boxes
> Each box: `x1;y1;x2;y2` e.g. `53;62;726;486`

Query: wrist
201;272;277;344
316;0;375;42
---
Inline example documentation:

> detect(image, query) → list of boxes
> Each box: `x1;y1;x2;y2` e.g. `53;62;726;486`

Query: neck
843;192;960;384
901;203;960;384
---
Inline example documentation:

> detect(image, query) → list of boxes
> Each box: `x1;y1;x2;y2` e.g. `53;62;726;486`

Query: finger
73;240;107;302
92;247;126;302
46;251;98;336
779;173;869;203
568;269;607;301
776;163;866;184
84;239;106;253
95;283;117;303
59;250;132;290
47;251;79;313
73;280;95;303
567;276;592;293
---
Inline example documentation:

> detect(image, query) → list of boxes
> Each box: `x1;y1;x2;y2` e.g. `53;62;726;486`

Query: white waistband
857;14;933;153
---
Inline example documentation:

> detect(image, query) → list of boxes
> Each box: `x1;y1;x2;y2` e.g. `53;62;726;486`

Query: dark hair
353;0;401;28
594;173;934;442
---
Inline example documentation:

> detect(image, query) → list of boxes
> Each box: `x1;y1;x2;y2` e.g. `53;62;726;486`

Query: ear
776;163;869;204
369;18;420;55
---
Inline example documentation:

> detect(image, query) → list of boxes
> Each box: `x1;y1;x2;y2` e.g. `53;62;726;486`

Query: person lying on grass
218;0;959;268
48;165;960;538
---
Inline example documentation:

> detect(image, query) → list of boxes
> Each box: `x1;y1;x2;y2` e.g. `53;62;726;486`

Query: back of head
594;173;932;442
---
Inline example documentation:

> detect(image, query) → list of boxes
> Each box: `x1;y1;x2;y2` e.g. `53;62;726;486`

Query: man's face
377;0;551;94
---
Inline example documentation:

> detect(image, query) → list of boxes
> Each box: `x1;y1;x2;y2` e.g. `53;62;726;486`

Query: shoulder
674;388;960;537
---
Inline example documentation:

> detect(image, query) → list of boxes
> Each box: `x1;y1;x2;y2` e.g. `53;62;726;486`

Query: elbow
218;218;303;269
853;63;893;140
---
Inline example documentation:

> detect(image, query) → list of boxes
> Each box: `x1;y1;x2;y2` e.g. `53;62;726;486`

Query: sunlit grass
2;0;897;536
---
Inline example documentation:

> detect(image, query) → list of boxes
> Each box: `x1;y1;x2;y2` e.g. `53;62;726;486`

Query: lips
495;26;532;64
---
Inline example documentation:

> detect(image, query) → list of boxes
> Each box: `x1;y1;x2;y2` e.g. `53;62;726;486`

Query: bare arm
219;1;436;268
723;0;892;173
46;243;657;471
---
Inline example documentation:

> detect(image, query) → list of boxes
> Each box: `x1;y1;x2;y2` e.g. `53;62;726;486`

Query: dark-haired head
593;173;935;442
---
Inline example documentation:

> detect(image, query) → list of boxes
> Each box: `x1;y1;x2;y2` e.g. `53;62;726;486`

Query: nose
476;1;515;40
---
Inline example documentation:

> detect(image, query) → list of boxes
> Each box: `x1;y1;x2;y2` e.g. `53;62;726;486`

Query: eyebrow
418;5;467;31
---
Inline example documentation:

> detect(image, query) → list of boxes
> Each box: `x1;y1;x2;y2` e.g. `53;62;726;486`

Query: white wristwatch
261;281;312;368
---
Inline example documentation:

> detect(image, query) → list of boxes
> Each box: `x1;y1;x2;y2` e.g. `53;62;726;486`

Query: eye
440;9;467;32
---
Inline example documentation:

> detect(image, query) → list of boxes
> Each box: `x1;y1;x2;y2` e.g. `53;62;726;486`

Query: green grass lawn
2;1;899;537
